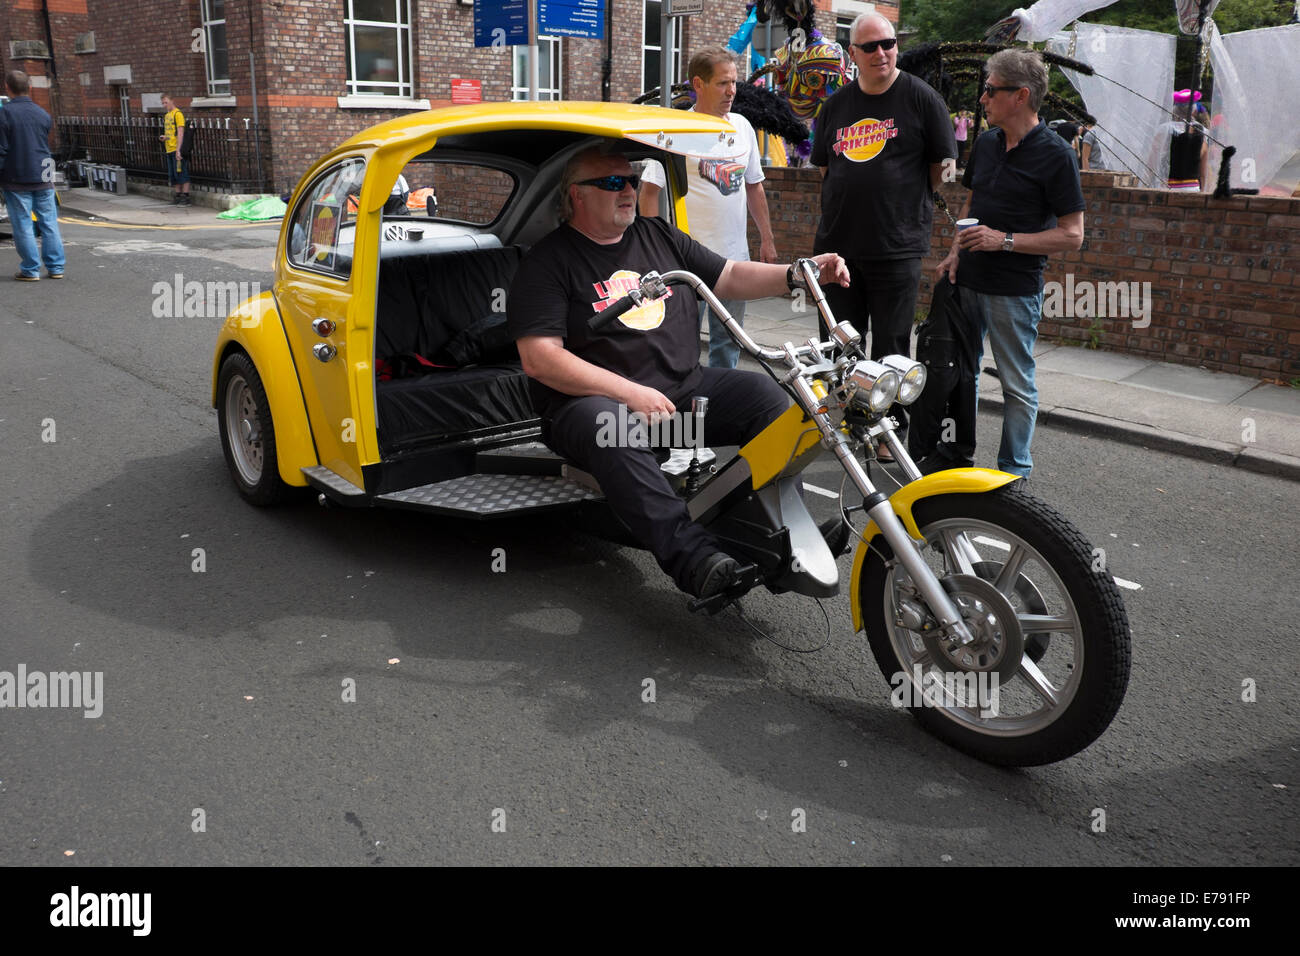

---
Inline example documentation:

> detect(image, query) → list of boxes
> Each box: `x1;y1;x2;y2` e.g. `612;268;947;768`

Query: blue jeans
3;188;65;277
967;289;1043;477
699;299;746;369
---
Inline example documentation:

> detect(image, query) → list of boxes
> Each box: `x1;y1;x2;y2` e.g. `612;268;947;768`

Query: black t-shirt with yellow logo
811;71;956;260
508;216;727;419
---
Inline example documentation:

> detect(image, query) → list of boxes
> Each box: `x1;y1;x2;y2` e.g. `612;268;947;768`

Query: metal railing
55;114;272;192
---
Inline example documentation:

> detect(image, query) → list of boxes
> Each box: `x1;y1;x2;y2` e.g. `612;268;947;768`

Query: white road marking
804;483;839;499
970;535;1142;590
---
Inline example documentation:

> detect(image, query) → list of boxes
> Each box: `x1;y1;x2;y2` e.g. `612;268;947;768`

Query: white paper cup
956;218;979;231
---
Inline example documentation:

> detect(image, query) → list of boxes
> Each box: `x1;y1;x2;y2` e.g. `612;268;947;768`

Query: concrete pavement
55;183;273;225
50;186;1300;480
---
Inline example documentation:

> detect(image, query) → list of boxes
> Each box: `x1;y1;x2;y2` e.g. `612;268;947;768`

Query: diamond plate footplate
376;473;600;517
302;465;366;497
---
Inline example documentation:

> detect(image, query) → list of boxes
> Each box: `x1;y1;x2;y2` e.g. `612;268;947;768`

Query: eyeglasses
576;174;641;192
982;84;1022;97
852;38;897;54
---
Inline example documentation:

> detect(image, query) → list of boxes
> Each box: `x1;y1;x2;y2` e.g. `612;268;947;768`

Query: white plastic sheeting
1046;23;1176;188
1208;21;1300;196
1003;0;1220;40
1004;1;1118;42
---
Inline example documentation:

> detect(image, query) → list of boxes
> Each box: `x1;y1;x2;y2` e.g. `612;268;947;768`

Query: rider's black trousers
544;367;790;593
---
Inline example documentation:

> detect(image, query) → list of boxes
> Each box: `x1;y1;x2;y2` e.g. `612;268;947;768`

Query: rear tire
217;352;293;506
860;485;1130;766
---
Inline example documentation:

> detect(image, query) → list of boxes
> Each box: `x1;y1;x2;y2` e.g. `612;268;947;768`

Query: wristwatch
1002;232;1015;252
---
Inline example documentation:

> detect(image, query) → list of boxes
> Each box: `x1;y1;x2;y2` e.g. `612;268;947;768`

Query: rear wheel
217;352;293;506
860;485;1130;766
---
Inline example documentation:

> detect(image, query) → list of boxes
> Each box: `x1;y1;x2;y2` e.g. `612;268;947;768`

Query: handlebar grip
588;293;640;332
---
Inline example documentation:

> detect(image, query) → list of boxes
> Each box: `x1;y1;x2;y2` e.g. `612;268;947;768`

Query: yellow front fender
848;469;1022;631
211;291;318;487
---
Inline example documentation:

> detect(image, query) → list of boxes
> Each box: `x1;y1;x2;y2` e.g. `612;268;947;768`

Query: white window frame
344;0;414;99
642;1;683;97
837;16;858;83
201;0;230;97
512;35;563;101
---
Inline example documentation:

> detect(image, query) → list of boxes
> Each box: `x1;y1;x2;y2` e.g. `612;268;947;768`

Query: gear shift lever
685;397;708;496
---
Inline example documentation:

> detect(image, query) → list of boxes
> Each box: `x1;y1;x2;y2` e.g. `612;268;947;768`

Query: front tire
217;351;293;506
860;485;1130;766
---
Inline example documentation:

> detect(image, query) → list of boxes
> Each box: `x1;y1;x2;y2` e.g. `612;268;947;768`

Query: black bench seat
374;240;537;452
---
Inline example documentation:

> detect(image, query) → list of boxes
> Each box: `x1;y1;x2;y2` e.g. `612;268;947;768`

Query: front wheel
860;485;1130;766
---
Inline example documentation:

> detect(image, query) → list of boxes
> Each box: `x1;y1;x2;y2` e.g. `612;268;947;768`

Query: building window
512;36;562;101
642;1;683;97
837;17;857;82
201;0;230;96
345;0;414;98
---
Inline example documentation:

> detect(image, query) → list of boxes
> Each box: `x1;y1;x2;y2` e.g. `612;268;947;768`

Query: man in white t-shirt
640;46;778;368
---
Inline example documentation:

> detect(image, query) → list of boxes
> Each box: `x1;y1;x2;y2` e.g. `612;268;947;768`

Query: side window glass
287;158;366;276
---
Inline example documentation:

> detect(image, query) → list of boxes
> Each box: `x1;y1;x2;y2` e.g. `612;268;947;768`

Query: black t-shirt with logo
958;121;1086;296
507;216;727;418
811;71;957;260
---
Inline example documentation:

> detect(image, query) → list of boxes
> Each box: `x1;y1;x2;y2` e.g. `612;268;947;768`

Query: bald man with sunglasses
811;12;956;454
508;144;849;604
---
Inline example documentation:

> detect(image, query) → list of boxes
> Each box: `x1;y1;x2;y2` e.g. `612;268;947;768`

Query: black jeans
819;256;923;437
544;367;790;592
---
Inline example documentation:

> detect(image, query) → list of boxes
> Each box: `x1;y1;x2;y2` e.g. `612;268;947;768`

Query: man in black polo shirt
935;49;1084;478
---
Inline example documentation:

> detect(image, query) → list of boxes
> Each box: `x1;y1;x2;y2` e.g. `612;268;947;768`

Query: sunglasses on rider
576;174;641;192
982;83;1023;97
852;38;897;54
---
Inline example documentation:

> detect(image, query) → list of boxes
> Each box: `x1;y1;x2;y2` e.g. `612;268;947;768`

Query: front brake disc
920;573;1026;686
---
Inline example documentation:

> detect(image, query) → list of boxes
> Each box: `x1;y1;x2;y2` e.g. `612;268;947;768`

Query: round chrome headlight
881;355;927;405
847;360;900;414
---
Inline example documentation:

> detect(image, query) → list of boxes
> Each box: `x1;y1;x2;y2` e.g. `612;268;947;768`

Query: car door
278;157;375;490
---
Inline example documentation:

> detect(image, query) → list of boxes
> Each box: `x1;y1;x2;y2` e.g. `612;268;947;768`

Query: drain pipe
248;2;264;191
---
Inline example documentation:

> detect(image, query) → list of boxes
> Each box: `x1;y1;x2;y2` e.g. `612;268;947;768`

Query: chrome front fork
793;386;977;647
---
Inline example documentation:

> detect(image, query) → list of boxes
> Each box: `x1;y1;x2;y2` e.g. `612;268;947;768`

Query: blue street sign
538;0;604;40
474;0;529;48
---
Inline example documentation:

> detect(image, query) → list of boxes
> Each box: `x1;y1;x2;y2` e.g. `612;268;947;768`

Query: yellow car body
211;103;742;495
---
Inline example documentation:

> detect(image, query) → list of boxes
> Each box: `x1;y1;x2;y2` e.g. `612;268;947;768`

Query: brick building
0;0;897;194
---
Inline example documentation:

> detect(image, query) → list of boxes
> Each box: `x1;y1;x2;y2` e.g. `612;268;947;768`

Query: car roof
330;101;739;165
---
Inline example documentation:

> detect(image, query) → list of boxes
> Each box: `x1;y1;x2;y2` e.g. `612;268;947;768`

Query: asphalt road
0;218;1295;866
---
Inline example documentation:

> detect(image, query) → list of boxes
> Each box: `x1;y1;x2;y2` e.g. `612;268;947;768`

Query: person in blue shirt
0;70;65;280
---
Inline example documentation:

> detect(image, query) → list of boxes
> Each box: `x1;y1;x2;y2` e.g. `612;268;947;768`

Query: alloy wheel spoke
1018;612;1076;634
938;529;977;576
1017;655;1060;707
993;544;1030;597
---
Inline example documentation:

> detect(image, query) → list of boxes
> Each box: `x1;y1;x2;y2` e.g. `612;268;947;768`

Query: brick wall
0;0;92;120
11;0;889;191
746;166;1300;381
429;164;515;224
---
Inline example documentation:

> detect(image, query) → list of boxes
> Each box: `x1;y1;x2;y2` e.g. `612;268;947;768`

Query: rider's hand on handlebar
811;253;851;287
